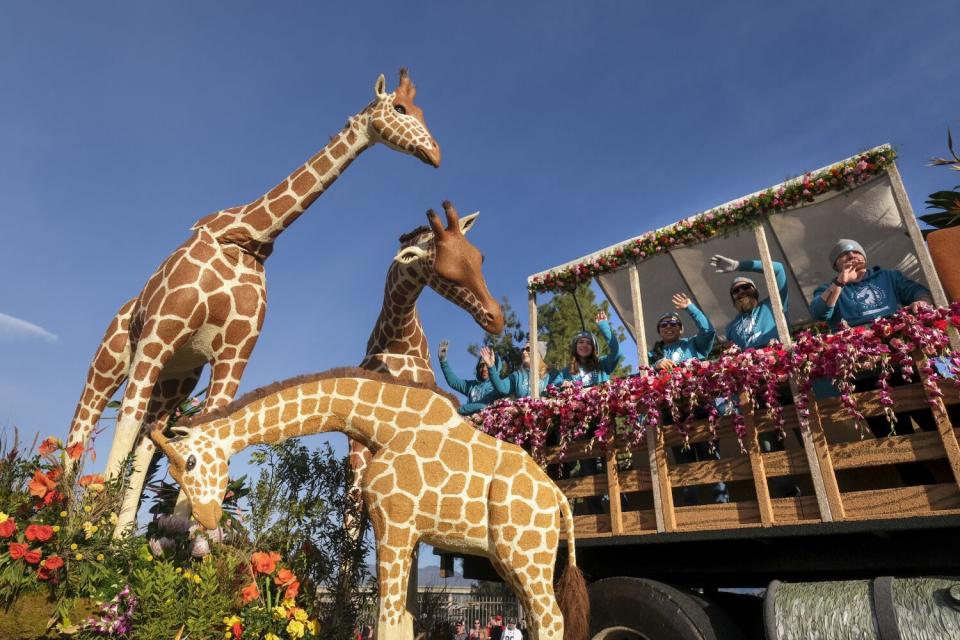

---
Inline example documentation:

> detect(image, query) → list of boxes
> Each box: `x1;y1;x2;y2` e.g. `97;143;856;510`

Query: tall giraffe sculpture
66;69;441;533
150;369;589;640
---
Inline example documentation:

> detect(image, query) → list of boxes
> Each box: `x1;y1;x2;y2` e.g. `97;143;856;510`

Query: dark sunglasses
658;320;681;329
521;346;531;353
731;284;756;295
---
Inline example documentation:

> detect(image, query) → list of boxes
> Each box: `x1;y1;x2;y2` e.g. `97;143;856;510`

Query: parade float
444;145;960;640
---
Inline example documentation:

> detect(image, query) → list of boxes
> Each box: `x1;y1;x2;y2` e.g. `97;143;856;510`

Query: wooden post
888;162;960;350
629;263;675;532
528;291;540;400
742;392;775;526
753;224;840;522
915;351;960;490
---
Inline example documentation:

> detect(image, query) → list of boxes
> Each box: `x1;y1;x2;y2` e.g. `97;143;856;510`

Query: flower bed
471;302;960;459
528;146;897;294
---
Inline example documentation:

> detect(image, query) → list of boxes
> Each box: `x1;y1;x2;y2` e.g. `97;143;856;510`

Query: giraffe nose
417;143;441;168
483;302;505;335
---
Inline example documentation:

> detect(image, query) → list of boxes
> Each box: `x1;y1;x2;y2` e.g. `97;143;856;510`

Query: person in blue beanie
437;341;503;415
810;238;932;331
560;310;622;386
649;293;727;504
711;253;799;498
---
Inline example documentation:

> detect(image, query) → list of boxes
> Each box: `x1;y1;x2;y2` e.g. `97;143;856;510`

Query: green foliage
0;429;41;517
536;283;631;376
921;127;960;235
468;296;528;374
246;440;375;640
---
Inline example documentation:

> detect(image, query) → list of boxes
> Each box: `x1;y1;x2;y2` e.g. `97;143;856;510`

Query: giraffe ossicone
64;68;441;536
151;369;588;640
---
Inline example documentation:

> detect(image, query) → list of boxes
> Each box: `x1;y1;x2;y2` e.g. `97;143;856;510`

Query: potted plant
922;128;960;301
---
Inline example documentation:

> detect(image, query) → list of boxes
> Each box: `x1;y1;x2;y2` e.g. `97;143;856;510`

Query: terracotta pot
927;226;960;303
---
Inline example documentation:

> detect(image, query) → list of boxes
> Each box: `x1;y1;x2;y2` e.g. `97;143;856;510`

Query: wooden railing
548;377;960;539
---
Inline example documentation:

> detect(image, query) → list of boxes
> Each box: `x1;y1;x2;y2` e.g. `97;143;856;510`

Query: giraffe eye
186;455;196;471
393;104;406;115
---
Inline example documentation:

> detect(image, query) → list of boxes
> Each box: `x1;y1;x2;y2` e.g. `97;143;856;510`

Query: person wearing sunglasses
712;253;798;498
437;340;504;415
559;310;622;387
648;293;715;370
489;340;559;399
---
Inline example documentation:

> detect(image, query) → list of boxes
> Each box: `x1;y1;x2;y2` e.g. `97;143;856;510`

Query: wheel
588;577;746;640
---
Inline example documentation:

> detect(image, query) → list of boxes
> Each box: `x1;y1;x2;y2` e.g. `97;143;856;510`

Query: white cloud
0;312;58;343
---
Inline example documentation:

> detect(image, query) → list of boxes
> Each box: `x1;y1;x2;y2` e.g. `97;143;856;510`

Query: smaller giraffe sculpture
151;369;589;640
65;69;440;533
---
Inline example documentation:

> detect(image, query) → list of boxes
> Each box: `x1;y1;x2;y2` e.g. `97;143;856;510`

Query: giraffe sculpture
66;69;441;533
150;369;589;640
352;199;504;512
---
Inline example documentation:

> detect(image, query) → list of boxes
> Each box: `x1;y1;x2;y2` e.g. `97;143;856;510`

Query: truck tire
587;577;746;640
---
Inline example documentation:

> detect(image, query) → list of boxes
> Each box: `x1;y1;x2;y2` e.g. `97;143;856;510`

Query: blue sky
2;2;958;526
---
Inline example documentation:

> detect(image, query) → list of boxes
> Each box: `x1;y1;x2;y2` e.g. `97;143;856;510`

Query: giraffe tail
65;298;135;476
554;486;589;640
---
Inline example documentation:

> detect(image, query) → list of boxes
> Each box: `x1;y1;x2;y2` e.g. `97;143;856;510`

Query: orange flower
240;581;260;604
8;542;28;559
38;437;60;456
284;580;300;600
42;490;64;507
24;524;54;542
274;567;297;587
66;442;84;461
28;470;57;499
23;548;41;565
250;551;278;575
0;518;16;538
78;474;104;487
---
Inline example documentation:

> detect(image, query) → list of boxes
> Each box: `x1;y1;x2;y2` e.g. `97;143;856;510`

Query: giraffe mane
177;367;461;428
398;225;432;247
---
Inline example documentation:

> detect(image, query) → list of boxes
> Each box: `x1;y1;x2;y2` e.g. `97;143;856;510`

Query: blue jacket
559;320;622;386
490;365;562;399
726;260;788;349
439;357;503;415
810;266;930;331
648;303;715;365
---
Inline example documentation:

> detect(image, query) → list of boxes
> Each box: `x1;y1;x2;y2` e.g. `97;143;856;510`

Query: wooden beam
528;291;539;400
649;427;676;532
606;445;623;535
805;392;846;520
916;351;960;491
753;224;792;346
743;395;775;526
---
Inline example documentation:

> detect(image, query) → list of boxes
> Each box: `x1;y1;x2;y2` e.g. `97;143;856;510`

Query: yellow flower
96;554;104;561
265;634;281;640
146;554;153;562
224;634;231;640
281;598;296;609
59;511;67;518
307;620;320;635
0;512;8;523
176;567;183;573
286;619;305;639
223;615;242;627
52;525;60;533
193;574;201;584
109;513;118;525
272;605;287;620
75;553;84;561
70;543;78;551
293;608;308;622
83;505;92;513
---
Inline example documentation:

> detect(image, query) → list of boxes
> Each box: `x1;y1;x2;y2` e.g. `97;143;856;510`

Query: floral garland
528;146;897;293
471;302;960;460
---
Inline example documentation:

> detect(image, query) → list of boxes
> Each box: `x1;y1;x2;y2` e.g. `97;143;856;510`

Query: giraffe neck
203;112;374;250
219;377;422;455
365;264;429;362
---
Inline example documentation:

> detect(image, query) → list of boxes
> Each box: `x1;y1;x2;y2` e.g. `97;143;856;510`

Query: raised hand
671;293;692;309
836;264;859;286
438;339;449;360
479;346;496;367
655;358;676;371
710;254;738;273
596;310;608;323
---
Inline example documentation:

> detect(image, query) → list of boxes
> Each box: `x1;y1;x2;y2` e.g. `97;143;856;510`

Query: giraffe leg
204;355;250;409
65;299;135;477
346;440;372;533
374;529;418;640
114;367;203;535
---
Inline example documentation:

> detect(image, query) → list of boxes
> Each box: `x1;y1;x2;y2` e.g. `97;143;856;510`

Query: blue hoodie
439;357;503;415
559;320;622;386
490;365;562;399
726;260;788;349
648;302;715;365
810;266;930;331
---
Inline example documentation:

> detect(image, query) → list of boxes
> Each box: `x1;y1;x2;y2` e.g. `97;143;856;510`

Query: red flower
66;443;85;461
8;542;28;559
933;319;948;331
284;580;301;600
240;581;260;604
42;554;64;570
23;548;41;565
231;622;244;639
42;490;65;507
0;518;16;538
28;470;58;499
250;550;280;575
38;437;60;456
25;524;54;542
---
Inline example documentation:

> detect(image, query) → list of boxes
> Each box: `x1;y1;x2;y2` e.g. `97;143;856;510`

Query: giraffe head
367;68;441;168
394;201;504;334
150;426;229;530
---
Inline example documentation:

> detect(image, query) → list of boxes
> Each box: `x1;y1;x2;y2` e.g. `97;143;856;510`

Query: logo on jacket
853;283;887;311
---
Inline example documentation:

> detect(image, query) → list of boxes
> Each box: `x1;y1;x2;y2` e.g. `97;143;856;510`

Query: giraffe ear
394;245;428;264
374;74;387;98
458;211;480;235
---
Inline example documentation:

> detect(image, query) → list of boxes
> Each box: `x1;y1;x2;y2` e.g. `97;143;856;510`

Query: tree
921;126;960;235
468;296;528;374
536;283;631;376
